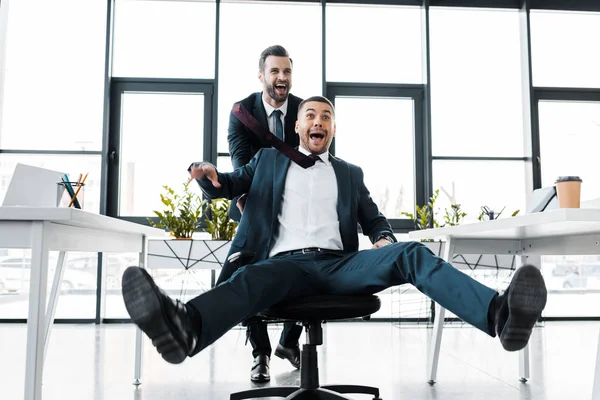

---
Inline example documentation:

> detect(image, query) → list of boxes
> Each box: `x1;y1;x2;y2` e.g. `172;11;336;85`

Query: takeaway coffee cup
555;176;582;208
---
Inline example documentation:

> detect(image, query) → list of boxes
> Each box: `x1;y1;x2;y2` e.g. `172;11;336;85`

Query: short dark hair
258;45;293;73
298;96;335;117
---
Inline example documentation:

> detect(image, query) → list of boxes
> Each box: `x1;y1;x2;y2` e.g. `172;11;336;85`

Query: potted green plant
401;189;441;234
441;203;467;227
148;180;206;239
146;186;237;295
204;199;238;240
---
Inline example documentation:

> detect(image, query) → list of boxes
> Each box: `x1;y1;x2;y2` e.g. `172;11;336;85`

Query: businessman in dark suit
225;45;303;382
228;45;302;171
122;96;548;370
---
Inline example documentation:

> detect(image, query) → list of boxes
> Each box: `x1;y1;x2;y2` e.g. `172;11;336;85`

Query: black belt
276;247;333;256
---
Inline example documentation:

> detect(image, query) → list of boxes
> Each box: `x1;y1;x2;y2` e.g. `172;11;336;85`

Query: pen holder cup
57;182;85;209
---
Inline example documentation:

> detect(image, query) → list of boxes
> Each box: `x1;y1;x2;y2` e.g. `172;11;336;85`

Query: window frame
326;82;427;232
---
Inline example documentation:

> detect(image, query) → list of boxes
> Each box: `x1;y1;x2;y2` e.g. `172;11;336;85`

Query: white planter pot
147;239;232;270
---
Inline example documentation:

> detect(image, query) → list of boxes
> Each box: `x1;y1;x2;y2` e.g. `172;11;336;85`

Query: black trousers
216;250;302;358
190;242;497;355
245;317;303;358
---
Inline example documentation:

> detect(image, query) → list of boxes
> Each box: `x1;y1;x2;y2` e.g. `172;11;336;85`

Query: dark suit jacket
228;92;303;169
198;148;396;283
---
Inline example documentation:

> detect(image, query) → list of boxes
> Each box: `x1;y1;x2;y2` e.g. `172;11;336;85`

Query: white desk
408;208;600;384
0;207;164;400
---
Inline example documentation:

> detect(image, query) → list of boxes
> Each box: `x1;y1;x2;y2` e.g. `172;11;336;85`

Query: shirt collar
299;146;331;166
262;94;289;118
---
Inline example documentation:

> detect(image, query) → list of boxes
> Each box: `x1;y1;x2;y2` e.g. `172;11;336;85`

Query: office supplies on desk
59;174;83;209
68;172;88;208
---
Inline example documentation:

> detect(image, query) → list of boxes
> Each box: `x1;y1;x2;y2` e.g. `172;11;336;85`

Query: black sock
488;291;509;337
185;303;203;335
487;293;499;336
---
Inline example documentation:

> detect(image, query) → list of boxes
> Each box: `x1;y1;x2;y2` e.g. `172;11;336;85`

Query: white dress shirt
262;96;288;139
268;146;343;257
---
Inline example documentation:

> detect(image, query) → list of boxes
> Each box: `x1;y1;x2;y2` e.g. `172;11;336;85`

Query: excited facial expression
296;100;336;155
258;55;292;107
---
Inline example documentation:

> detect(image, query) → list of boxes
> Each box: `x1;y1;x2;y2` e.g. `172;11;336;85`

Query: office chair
228;252;383;400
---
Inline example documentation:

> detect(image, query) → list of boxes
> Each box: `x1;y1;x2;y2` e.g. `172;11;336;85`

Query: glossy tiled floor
0;321;598;399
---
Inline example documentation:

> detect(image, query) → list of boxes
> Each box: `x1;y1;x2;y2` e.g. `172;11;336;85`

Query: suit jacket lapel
330;155;352;249
272;151;292;225
253;93;270;145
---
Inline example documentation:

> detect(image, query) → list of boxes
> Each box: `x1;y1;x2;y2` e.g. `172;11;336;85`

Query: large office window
432;160;527;221
536;95;600;317
325;3;424;229
0;0;107;319
112;0;216;79
1;0;107;150
336;96;416;217
106;81;213;318
538;100;600;199
328;86;423;223
217;0;322;165
326;4;423;84
530;10;600;88
429;7;527;220
108;81;212;218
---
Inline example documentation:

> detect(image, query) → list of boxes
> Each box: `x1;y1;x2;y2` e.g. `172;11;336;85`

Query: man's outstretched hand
188;162;221;188
372;238;393;249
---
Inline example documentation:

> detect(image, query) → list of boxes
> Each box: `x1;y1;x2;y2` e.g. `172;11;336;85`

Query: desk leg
134;328;143;386
427;303;445;384
519;344;530;382
24;222;50;400
427;238;455;384
44;251;67;361
593;329;600;400
133;237;148;385
97;253;108;322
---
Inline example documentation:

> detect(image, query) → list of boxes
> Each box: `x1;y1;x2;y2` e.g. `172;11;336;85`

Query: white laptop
525;186;559;214
2;163;67;207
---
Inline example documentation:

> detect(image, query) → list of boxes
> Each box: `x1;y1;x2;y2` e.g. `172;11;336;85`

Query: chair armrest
227;251;256;266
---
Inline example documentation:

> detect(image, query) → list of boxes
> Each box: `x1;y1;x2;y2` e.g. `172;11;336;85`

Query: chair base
230;384;381;400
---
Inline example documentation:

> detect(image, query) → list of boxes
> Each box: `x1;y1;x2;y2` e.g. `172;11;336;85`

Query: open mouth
309;133;325;144
274;83;288;95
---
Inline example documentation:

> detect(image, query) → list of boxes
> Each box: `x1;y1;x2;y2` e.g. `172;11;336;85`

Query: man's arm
191;150;261;200
227;107;252;170
356;167;396;246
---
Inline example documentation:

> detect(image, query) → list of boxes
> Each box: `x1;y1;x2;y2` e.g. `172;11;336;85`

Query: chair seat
262;295;381;321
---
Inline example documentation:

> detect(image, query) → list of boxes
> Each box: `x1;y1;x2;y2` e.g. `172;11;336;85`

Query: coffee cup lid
556;176;582;183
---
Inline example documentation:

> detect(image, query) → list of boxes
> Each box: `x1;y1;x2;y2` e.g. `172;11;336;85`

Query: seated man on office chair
121;95;548;367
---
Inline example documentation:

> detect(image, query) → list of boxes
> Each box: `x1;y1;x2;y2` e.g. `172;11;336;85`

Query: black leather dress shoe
274;343;300;369
496;265;547;352
121;266;199;364
250;355;270;382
